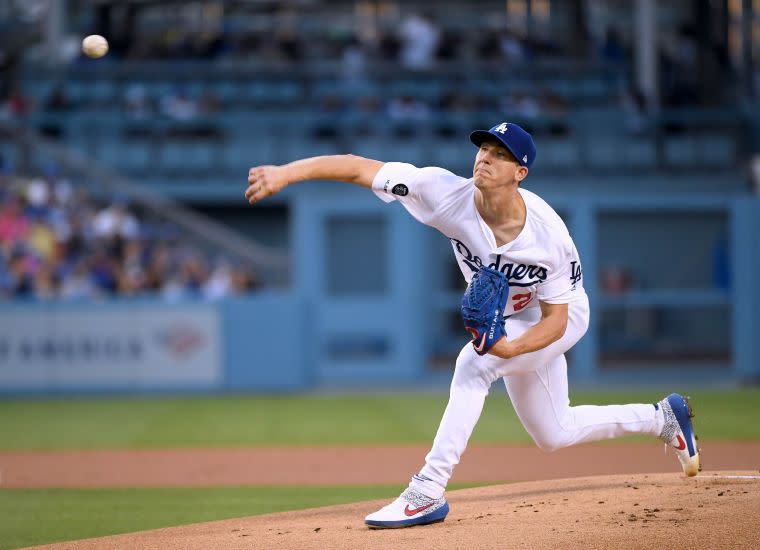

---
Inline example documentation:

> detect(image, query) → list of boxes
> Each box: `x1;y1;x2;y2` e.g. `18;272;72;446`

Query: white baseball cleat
657;393;701;477
364;488;449;529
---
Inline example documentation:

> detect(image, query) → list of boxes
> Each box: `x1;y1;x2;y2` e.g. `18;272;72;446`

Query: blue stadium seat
183;81;207;99
90;139;147;172
212;81;245;103
387;80;443;101
89;80;118;103
586;137;620;168
94;140;126;169
352;137;402;163
185;141;217;172
224;140;276;169
586;137;657;169
243;81;305;104
663;137;695;166
623;139;657;167
158;142;188;172
0;141;20;172
119;141;153;172
429;139;465;167
65;80;87;103
541;139;580;169
696;135;735;166
23;79;55;105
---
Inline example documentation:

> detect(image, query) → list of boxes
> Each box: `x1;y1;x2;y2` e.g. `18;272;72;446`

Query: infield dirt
22;471;760;550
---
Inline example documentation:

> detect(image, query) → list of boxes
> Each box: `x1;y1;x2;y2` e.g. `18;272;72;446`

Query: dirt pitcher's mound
28;471;760;550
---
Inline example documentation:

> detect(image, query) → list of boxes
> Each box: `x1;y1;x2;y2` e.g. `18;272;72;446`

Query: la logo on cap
494;123;509;133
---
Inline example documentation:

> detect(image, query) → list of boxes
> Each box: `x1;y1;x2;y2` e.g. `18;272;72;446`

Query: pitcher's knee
531;431;569;453
452;346;500;391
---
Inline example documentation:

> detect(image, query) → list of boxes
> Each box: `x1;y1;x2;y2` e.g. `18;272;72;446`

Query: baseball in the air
82;35;109;58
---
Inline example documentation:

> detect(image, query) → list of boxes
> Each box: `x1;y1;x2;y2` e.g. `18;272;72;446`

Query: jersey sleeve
371;162;453;225
537;238;580;304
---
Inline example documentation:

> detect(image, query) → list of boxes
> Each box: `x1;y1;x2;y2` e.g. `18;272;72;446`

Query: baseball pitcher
245;122;700;529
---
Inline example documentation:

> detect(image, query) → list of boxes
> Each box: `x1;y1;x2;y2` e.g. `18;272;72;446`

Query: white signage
0;306;221;389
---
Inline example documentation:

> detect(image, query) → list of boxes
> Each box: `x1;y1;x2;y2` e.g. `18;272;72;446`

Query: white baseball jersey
366;162;663;503
371;162;586;316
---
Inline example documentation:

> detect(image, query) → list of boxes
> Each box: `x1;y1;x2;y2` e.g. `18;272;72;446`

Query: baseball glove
460;265;509;355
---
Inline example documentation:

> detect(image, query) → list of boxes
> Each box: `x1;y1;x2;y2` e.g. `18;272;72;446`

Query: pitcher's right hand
246;165;289;205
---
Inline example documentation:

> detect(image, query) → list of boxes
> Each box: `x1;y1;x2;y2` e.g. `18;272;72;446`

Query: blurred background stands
0;0;759;393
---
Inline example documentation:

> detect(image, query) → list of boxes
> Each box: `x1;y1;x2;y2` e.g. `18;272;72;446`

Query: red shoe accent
674;434;686;451
404;503;434;517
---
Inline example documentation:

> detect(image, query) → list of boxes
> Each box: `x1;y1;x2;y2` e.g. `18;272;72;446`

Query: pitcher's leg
413;343;497;498
504;355;664;452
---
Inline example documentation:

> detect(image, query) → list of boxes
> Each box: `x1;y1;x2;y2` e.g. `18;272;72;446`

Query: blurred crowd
0;4;746;132
0;167;259;301
109;11;561;70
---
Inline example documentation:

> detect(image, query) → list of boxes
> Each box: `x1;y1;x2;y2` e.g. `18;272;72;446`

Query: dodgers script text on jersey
372;162;586;316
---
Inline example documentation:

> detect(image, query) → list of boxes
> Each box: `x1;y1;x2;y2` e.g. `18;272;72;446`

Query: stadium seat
623;139;657;168
243;81;305;104
697;135;735;166
586;137;620;168
663;137;695;166
158;142;189;172
94;140;127;169
119;141;153;173
541;139;581;169
224;140;276;170
212;81;245;103
429;139;465;167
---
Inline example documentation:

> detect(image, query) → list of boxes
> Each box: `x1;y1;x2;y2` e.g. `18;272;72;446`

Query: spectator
26;213;56;262
500;30;528;64
600;27;626;65
0;198;29;246
312;95;345;140
45;87;72;111
124;83;153;120
398;13;440;70
59;259;98;300
6;250;35;297
92;198;139;240
660;25;699;106
478;31;504;61
620;88;648;136
231;263;261;292
32;265;57;300
0;88;30;120
377;27;401;62
198;91;221;114
340;36;368;86
0;175;261;301
436;29;463;62
203;260;233;299
160;88;199;121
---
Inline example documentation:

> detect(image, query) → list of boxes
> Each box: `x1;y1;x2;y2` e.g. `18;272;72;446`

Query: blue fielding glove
460;266;509;355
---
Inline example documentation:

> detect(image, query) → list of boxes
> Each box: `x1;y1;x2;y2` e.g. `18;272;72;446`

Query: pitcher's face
472;140;528;189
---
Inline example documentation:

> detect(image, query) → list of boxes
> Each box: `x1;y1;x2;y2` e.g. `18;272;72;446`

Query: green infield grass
0;484;480;550
0;390;758;450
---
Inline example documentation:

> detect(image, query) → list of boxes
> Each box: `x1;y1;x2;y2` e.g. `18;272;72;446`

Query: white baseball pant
412;294;664;498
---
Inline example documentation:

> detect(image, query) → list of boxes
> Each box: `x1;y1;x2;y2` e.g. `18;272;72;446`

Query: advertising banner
0;305;221;390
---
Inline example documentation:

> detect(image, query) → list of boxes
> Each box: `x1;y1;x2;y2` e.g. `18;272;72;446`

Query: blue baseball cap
469;122;537;168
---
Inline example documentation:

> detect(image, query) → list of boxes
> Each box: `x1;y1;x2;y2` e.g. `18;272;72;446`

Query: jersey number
512;292;533;312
